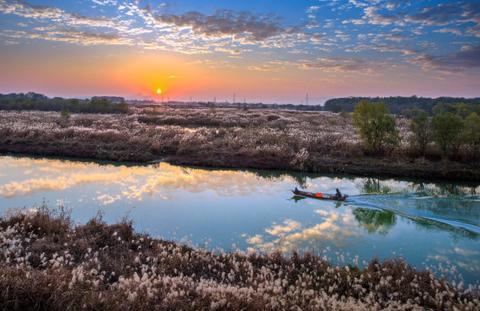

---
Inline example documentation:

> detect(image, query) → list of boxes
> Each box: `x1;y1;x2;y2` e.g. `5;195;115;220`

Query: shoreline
168;154;480;183
1;146;479;183
1;109;479;183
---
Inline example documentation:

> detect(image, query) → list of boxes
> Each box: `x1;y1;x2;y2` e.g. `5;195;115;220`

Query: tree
455;103;471;118
60;108;71;127
431;112;464;158
352;101;399;154
432;103;457;115
462;112;480;159
409;109;431;156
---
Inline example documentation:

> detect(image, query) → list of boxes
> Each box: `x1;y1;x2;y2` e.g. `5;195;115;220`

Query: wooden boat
292;189;348;202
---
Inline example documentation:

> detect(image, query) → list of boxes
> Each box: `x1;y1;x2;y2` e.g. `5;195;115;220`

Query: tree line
326;96;480;116
352;100;480;161
0;93;129;114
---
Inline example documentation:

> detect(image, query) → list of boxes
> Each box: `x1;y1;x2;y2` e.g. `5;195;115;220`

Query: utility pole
233;93;236;104
306;93;309;105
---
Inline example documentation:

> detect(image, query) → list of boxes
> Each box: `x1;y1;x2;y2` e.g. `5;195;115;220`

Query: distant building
91;96;125;104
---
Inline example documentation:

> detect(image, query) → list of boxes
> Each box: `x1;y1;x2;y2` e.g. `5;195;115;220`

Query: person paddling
335;188;343;200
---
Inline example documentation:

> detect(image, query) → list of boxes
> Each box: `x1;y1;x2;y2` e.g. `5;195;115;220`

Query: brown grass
0;208;478;311
0;108;479;181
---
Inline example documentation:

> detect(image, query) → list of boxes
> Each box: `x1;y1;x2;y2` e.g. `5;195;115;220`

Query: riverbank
1;209;478;310
1;109;479;181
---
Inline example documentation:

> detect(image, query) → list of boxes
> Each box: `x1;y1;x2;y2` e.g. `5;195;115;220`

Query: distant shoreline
1;109;479;182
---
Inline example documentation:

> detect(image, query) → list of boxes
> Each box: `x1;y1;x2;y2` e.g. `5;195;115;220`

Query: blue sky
0;0;479;102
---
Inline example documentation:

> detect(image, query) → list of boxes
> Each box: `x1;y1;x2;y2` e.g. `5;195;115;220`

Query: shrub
432;112;464;158
0;94;129;114
59;109;71;127
409;109;431;156
462;112;480;159
352;101;399;154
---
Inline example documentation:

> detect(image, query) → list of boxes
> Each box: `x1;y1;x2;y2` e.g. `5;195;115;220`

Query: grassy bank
0;208;478;310
0;108;479;181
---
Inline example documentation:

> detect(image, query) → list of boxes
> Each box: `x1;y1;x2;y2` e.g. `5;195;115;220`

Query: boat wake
346;194;480;236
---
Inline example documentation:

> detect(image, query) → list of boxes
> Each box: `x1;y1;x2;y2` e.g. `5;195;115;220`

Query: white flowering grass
0;209;478;310
1;109;478;180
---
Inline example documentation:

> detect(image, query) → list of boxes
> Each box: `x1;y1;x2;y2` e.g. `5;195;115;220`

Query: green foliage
431;112;464;158
409;109;431;156
353;208;396;234
432;103;458;115
462;112;480;158
325;96;480;116
0;93;129;114
353;101;399;154
454;103;472;118
60;108;71;127
60;108;71;119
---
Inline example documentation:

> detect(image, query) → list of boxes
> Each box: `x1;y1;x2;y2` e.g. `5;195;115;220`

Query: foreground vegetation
0;208;478;310
0;106;479;181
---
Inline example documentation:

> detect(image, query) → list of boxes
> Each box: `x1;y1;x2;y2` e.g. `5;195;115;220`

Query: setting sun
156;88;162;95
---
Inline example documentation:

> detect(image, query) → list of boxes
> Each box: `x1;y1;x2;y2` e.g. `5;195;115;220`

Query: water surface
0;156;479;284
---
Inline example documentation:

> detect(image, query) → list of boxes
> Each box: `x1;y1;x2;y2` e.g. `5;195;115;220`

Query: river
0;155;479;284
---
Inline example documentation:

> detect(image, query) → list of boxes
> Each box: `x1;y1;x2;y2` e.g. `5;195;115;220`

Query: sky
0;0;479;104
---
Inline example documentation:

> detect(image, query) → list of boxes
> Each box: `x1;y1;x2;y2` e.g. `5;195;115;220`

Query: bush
409;109;431;156
432;112;464;158
0;93;129;114
59;109;71;127
352;101;399;154
463;112;480;159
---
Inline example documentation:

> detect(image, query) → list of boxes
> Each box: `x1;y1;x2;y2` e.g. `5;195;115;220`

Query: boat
292;189;348;202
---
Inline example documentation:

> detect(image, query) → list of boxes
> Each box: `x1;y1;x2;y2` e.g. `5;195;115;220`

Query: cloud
154;10;294;41
246;212;361;253
246;234;263;245
96;194;121;205
1;29;129;46
467;25;480;38
300;57;376;73
265;219;301;236
411;45;480;72
1;0;479;73
0;0;116;28
247;60;293;72
91;0;117;6
434;28;462;36
363;1;480;27
306;6;320;14
406;2;480;26
0;157;299;199
0;1;305;54
363;6;401;26
38;30;126;45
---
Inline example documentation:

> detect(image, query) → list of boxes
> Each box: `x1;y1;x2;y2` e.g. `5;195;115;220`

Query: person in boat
335;188;343;200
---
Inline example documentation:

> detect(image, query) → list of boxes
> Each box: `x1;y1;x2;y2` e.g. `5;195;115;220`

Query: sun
156;88;162;95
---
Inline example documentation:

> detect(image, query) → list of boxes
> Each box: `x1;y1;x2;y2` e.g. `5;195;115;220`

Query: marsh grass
0;208;479;310
0;108;478;180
